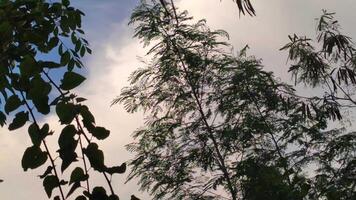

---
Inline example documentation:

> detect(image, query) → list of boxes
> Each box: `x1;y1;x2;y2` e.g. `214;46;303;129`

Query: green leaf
39;166;53;179
66;182;81;198
58;125;77;148
86;47;92;54
56;102;77;124
60;71;86;90
80;105;95;132
27;75;51;114
62;0;70;7
75;40;82;52
28;123;42;146
91;126;110;140
80;105;95;124
108;195;120;200
83;143;106;172
0;111;6;127
22;145;48;171
61;51;71;66
0;21;12;38
9;111;29;130
5;95;22;114
28;123;49;146
43;175;59;198
0;75;9;91
106;163;126;175
91;187;108;200
48;37;59;50
76;97;87;103
80;46;86;57
75;195;87;200
40;61;62;69
131;195;141;200
19;55;40;77
32;95;50;114
69;167;88;184
58;125;78;171
68;59;75;71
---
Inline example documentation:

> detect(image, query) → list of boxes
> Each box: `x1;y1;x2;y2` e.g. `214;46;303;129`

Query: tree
231;0;255;15
0;1;126;199
0;0;256;199
114;1;349;199
281;10;356;199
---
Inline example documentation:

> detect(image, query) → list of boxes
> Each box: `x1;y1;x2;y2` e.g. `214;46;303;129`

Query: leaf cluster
0;1;128;199
115;1;352;200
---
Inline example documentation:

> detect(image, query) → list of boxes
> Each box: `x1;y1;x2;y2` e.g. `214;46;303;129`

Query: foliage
231;0;255;16
113;1;355;199
0;0;126;199
281;10;356;200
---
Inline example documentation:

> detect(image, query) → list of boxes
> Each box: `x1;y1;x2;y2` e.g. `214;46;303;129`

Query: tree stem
19;91;66;200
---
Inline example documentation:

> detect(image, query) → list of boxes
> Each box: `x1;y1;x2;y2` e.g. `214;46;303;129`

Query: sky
0;0;355;199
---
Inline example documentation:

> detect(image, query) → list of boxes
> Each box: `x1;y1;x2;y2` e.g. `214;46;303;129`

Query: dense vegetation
116;1;355;200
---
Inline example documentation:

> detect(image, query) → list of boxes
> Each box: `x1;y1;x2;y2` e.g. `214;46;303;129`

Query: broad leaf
56;102;77;124
0;111;6;127
22;145;48;171
5;95;22;114
9;111;29;130
69;167;88;184
60;71;86;90
58;125;78;171
106;163;126;175
91;126;110;140
83;143;106;172
43;175;59;198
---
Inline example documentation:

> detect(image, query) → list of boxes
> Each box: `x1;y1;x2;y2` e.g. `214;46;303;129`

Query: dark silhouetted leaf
83;143;105;172
91;126;110;140
0;111;6;127
22;145;48;171
90;187;108;200
66;182;81;198
39;166;53;179
131;195;141;200
43;175;59;198
56;102;77;124
70;167;88;184
9;111;28;130
5;95;22;114
106;163;126;175
108;195;120;200
60;71;86;90
58;125;78;171
61;51;71;66
76;195;87;200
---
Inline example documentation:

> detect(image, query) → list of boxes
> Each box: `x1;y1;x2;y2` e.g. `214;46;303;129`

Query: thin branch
79;135;90;192
45;69;117;196
19;91;66;200
156;1;237;199
245;87;293;186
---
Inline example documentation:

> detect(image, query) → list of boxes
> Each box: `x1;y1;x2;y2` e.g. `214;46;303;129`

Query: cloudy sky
1;0;355;199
